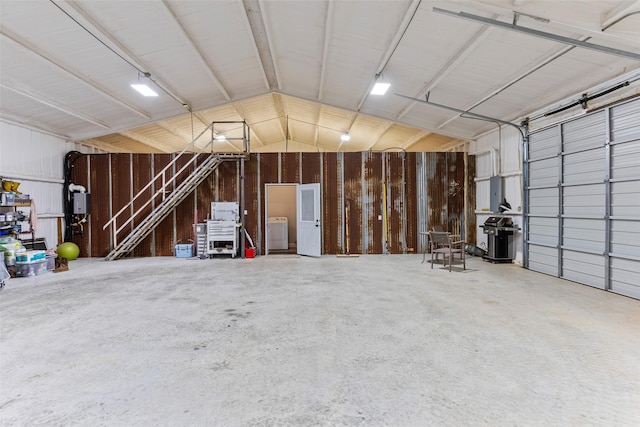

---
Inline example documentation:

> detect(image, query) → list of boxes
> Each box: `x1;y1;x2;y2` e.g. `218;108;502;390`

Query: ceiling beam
433;38;589;131
83;137;134;153
0;31;151;120
434;8;640;61
402;130;432;150
447;0;640;45
602;1;640;30
53;0;192;108
239;0;278;90
396;20;495;120
336;112;359;152
160;1;231;100
366;121;394;151
317;0;335;101
257;0;282;90
1;81;110;129
356;0;422;111
0;115;70;140
270;93;288;142
118;131;174;153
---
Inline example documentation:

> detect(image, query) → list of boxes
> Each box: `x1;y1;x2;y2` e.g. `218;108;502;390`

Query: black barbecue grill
480;216;518;263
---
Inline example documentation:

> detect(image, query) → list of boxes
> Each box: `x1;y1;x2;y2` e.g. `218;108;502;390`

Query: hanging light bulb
341;133;351;142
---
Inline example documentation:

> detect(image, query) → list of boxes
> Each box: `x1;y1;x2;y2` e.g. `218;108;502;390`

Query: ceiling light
131;83;158;97
340;133;351;142
371;82;390;95
215;134;226;141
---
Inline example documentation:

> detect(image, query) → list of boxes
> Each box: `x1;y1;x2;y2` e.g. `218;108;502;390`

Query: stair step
105;156;224;260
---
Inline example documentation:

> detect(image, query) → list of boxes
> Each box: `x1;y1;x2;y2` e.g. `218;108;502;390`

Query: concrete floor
1;254;639;426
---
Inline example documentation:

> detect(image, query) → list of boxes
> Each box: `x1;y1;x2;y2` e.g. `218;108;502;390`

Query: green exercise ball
57;242;80;260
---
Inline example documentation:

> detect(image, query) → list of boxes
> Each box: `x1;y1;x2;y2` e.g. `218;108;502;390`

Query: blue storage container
175;244;193;258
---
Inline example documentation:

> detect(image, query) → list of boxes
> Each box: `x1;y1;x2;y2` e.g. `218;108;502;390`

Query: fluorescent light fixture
370;82;390;95
131;83;158;97
215;134;226;141
340;133;351;142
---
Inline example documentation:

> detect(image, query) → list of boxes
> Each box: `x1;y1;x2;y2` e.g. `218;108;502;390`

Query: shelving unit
0;192;31;240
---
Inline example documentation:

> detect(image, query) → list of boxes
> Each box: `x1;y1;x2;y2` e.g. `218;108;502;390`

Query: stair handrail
103;122;217;246
112;151;216;240
104;157;223;260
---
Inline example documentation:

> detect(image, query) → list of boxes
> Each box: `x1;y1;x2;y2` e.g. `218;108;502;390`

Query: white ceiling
1;0;639;153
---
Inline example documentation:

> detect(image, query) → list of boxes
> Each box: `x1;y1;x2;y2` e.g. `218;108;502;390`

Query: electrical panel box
73;193;91;215
489;176;502;213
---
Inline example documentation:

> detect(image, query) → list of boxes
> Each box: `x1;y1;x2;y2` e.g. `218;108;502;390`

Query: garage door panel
529;158;558;187
611;219;640;257
563;184;605;216
562;250;605;289
562;111;606;152
528;188;558;216
563;218;604;252
563;150;605;184
611;181;640;217
528;127;559;160
528;216;558;245
610;140;640;180
526;98;639;298
528;244;558;276
610;258;640;299
611;100;640;142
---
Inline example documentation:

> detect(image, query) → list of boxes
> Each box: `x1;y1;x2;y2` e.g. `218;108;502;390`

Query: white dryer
268;217;288;250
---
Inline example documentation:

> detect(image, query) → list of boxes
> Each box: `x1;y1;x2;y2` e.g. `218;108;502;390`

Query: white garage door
525;98;640;299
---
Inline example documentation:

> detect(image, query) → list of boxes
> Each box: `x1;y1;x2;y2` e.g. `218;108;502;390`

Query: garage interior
1;0;640;425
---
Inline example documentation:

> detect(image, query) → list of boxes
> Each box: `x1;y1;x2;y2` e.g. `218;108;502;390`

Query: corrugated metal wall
71;152;475;257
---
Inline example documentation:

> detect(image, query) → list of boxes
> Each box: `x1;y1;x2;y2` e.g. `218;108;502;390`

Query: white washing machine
268;217;288;250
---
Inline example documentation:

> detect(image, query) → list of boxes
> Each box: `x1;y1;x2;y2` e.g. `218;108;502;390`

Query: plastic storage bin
16;259;47;277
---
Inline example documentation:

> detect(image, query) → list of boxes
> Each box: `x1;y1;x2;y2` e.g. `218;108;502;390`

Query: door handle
315;219;319;227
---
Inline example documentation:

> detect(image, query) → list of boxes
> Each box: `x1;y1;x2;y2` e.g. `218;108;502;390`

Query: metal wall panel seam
257;153;262;254
278;153;282;183
417;152;427;254
108;154;113;252
172;155;177;251
604;107;612;290
339;152;345;253
557;124;563;278
129;154;134;235
240;158;245;258
151;154;156;257
402;152;407;253
193;155;198;234
360;153;366;254
87;155;92;258
319;152;324;253
382;153;387;254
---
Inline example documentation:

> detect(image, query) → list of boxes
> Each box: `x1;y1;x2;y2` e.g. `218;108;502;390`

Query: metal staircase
103;121;250;261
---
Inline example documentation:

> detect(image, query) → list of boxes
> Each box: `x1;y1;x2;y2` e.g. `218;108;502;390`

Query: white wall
469;125;524;264
0;121;102;250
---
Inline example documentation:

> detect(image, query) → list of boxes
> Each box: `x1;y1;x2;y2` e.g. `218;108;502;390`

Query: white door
297;183;321;257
